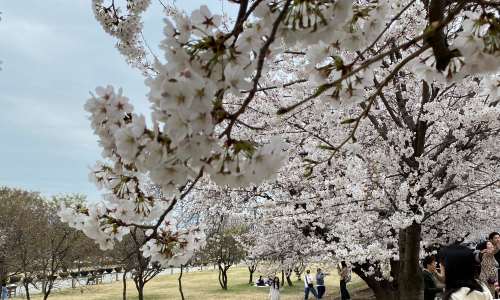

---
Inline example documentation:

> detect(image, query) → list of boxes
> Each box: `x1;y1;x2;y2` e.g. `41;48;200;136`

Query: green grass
29;266;366;300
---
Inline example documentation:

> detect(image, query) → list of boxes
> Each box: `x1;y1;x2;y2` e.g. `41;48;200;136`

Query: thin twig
219;0;292;140
422;179;500;222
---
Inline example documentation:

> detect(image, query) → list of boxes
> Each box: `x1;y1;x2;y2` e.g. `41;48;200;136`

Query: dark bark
352;265;398;300
137;286;144;300
285;269;293;287
281;269;285;287
398;223;423;300
122;271;127;300
42;282;52;300
178;265;185;300
42;278;55;300
426;0;460;71
218;264;230;290
134;273;145;300
248;266;255;285
23;282;31;300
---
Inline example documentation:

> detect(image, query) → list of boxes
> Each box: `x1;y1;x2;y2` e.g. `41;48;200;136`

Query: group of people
255;275;282;300
303;263;351;300
423;231;500;300
258;262;351;300
261;230;499;300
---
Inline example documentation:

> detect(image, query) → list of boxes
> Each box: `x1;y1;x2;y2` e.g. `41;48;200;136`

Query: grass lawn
30;266;367;300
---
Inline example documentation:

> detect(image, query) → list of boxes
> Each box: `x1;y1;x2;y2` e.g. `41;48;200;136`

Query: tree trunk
281;269;285;287
122;271;127;300
352;266;398;300
178;265;185;300
43;289;51;300
248;267;254;285
286;269;293;287
352;223;423;300
218;264;229;290
222;269;228;290
398;222;423;300
24;282;31;300
137;286;144;300
42;280;54;300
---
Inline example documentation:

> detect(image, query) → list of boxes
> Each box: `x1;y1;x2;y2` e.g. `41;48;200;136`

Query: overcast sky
0;1;237;201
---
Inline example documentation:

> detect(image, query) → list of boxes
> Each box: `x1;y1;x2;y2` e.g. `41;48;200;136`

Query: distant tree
244;257;258;285
110;228;162;300
0;188;99;300
40;197;92;300
202;220;247;290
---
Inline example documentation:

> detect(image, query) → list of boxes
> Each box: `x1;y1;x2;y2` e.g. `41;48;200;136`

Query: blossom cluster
65;0;500;271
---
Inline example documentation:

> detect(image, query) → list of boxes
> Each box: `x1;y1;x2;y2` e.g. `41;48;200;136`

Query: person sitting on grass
256;275;266;286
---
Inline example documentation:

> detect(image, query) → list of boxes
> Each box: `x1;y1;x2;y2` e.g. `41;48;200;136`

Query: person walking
269;276;280;300
304;269;318;300
422;255;444;300
479;241;499;297
338;262;351;300
316;268;328;299
441;244;493;300
1;283;8;300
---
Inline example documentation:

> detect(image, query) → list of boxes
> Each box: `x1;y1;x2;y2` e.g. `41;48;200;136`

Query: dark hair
476;240;488;251
341;261;347;268
422;255;436;268
272;276;280;289
441;245;484;300
488;232;500;241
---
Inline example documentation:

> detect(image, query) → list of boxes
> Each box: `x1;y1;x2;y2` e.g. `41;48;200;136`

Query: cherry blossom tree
237;59;500;300
63;1;499;299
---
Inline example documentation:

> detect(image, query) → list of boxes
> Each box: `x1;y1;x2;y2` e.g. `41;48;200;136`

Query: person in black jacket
423;255;444;300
